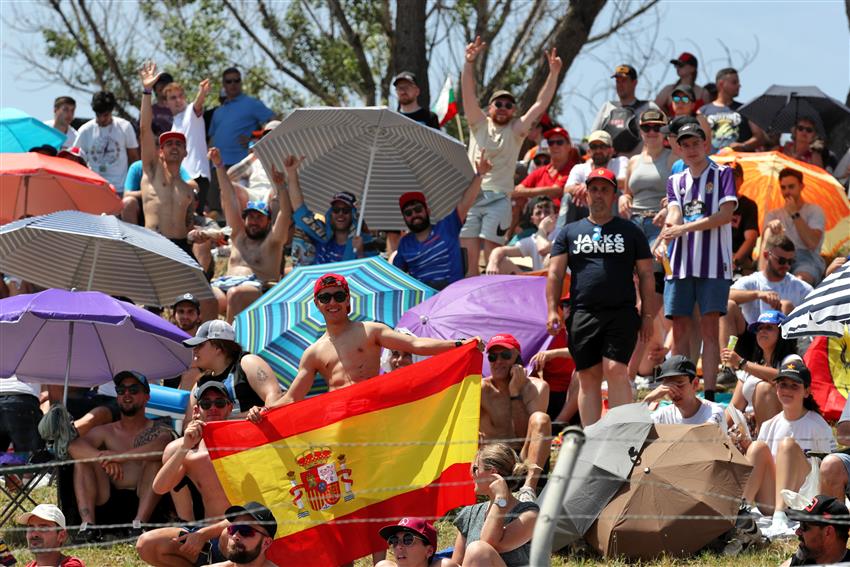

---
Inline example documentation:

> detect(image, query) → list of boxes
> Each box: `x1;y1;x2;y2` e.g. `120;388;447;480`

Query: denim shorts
663;277;732;318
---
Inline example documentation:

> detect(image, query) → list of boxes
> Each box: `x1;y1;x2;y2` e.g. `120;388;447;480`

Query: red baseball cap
586;167;617;188
399;191;427;211
543;127;570;140
378;517;437;548
486;333;521;352
670;52;698;67
159;131;186;146
313;273;349;296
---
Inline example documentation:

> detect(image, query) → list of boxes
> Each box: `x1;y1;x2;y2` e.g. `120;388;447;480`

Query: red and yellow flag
204;342;482;566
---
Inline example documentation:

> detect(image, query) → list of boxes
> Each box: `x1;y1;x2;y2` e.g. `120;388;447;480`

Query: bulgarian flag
433;76;458;127
204;343;482;566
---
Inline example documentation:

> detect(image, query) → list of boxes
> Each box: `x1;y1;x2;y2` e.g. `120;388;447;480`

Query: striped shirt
393;210;463;287
666;161;737;280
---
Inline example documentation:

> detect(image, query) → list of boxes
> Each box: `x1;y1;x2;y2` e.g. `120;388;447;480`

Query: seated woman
782;117;825;168
451;443;538;567
722;310;797;434
376;517;458;567
732;359;836;529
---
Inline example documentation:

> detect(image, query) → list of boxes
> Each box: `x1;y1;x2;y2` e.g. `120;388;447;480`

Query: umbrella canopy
738;85;850;135
0;152;122;224
586;423;752;560
0;210;214;306
0;289;191;390
804;334;850;422
252;107;473;232
782;260;850;338
0;108;66;153
713;151;850;255
396;275;556;377
233;256;435;395
544;403;653;551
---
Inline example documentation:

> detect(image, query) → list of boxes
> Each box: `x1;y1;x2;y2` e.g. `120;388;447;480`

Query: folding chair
0;456;56;531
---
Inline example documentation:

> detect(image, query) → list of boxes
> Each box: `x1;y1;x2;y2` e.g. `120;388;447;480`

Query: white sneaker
762;510;795;539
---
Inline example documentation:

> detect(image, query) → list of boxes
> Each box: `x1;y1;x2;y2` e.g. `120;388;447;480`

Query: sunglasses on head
402;204;425;217
227;524;266;538
199;398;230;410
548;139;567;146
224;78;241;84
533;155;551;165
796;125;814;133
672;95;691;103
331;206;352;214
493;100;514;110
487;351;514;362
769;252;795;265
640;124;663;133
316;291;349;304
116;384;143;395
387;533;423;547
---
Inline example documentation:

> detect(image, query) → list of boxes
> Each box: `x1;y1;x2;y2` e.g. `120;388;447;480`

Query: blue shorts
664;277;731;318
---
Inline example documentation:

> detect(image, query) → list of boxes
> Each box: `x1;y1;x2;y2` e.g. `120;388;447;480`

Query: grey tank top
629;148;671;212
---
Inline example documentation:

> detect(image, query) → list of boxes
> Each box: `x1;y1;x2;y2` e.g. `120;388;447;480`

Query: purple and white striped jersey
665;161;737;280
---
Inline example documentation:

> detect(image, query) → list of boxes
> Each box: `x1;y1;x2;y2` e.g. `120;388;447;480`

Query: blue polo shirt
209;94;274;165
123;160;191;195
393;210;463;288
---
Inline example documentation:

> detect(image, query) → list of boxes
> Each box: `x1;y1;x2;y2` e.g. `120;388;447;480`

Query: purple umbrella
0;289;191;403
397;275;555;376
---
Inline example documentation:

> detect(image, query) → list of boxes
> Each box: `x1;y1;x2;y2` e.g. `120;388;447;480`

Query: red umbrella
0;152;122;224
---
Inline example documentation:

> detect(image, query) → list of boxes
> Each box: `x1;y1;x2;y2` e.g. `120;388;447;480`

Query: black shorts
567;308;640;371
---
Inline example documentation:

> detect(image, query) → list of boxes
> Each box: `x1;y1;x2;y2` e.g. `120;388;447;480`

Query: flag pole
455;113;465;145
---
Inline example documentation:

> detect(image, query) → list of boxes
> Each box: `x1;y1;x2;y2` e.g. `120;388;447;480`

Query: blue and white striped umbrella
782;260;850;338
0;210;214;306
233;256;435;395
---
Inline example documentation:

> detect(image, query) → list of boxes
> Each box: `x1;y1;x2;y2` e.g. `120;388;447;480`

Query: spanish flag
204;342;482;566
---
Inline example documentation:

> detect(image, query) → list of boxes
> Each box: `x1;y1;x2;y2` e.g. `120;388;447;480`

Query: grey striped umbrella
252;107;474;232
0;210;213;306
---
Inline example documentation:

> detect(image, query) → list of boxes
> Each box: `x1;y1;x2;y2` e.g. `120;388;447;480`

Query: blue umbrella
0;108;66;153
233;256;435;395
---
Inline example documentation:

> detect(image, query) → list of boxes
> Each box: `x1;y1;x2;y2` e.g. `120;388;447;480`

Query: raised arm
267;163;292;244
457;150;492;221
192;78;211;117
284;155;306;212
461;36;487;126
139;61;161;171
209;147;244;235
375;324;477;356
516;48;562;134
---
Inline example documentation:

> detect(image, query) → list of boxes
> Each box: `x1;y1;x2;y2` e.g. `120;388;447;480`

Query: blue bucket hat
748;310;787;333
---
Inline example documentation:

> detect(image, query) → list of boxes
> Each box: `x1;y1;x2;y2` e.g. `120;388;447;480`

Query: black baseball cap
640;108;667;125
775;358;812;388
172;293;200;310
194;381;234;402
392;71;417;86
787;495;850;525
661;115;699;135
675;122;706;142
656;355;697;380
225;501;277;538
611;64;637;80
113;370;151;393
671;83;696;99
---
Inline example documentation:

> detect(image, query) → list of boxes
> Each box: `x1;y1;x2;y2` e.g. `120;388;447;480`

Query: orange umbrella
713;150;850;255
0;152;122;225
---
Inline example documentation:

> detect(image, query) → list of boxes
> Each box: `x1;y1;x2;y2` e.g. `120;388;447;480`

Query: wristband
510;395;522;401
791;212;801;220
142;89;152;95
737;358;747;371
454;340;463;347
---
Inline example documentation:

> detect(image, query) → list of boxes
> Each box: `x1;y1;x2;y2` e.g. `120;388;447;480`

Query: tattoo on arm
256;367;268;383
134;425;166;448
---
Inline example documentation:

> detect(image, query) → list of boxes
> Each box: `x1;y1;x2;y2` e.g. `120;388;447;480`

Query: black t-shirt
731;194;759;253
551;216;651;311
401;107;441;130
788;546;850;565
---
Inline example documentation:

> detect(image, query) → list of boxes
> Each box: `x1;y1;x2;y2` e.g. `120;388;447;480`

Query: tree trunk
394;0;430;109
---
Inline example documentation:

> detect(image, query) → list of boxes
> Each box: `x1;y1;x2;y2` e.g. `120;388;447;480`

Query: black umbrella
739;85;850;135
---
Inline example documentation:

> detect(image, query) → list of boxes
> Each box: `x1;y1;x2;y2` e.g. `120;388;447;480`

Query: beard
119;404;141;417
406;216;431;234
591;154;609;167
226;539;264;563
246;225;270;240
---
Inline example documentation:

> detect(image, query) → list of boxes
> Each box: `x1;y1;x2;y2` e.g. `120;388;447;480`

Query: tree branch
586;0;659;45
76;0;135;105
327;0;377;104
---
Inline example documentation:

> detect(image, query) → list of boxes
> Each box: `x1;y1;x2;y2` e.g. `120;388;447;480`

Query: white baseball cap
183;320;237;347
17;504;66;528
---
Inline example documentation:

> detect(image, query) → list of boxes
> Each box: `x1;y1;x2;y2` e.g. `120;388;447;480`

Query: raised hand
465;36;486;63
139;61;161;91
283;155;305;171
475;150;493;176
545;47;562;75
208;147;223;168
198;78;211;98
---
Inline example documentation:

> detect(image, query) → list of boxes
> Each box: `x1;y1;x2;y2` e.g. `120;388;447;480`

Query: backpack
601;102;641;154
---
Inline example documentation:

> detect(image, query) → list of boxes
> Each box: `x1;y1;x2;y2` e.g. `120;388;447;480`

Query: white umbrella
252;107;474;233
782;260;850;338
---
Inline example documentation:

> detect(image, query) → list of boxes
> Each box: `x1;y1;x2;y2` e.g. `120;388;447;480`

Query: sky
1;0;848;140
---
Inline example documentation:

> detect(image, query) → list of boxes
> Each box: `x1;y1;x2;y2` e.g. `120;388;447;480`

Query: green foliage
42;29;77;60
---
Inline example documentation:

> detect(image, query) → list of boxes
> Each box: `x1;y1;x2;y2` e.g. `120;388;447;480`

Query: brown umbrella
586;423;752;560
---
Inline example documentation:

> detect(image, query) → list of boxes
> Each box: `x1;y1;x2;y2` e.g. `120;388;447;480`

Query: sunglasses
487;351;514;362
387;533;423;547
640;124;663;133
533;156;551;165
224;78;241;84
199;398;230;410
798;522;825;533
493;100;514;110
589;143;608;150
672;95;691;103
769;252;795;266
402;204;425;217
227;524;266;538
116;385;143;395
316;291;349;304
331;206;352;214
548;139;567;146
796;125;814;133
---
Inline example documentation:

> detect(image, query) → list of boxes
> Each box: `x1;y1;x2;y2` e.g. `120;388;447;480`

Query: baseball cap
378;517;437;548
154;72;175;89
661;115;699;136
251;120;281;139
159;131;186;146
586;167;617;188
112;370;151;393
486;333;521;352
172;292;200;310
747;310;787;334
17;504;66;528
194;380;234;402
399;191;427;211
639;108;667;125
535;139;550;156
488;90;516;105
225;502;277;538
330;191;356;209
57;146;87;165
675;122;706;142
670;52;698;67
314;273;349;297
392;71;417;86
671;83;696;99
587;130;613;146
242;200;270;217
183;320;238;347
611;64;637;80
656;355;697;380
787;495;850;526
543;126;570;140
775;358;812;388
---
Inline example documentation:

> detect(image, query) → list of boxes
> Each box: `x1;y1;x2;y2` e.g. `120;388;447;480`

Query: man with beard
172;293;202;335
392;152;491;289
558;130;626;227
16;504;84;567
208;147;290;322
782;495;850;566
207;502;277;567
393;71;440;129
68;371;173;542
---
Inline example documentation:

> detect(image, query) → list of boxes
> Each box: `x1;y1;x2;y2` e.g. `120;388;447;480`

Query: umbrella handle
355;111;386;237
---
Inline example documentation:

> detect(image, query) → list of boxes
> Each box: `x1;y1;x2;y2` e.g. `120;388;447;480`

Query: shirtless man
480;333;551;497
282;273;478;400
208;502;278;567
67;371;173;542
136;382;235;567
208;147;290;322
